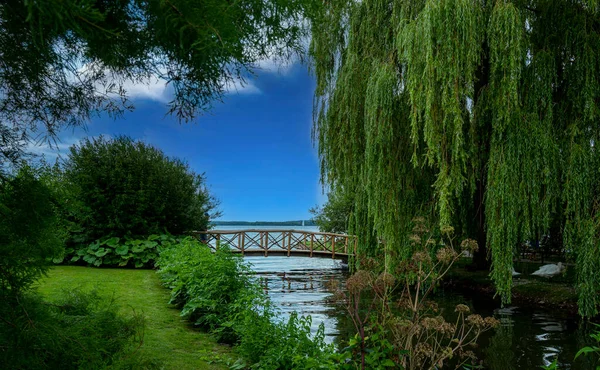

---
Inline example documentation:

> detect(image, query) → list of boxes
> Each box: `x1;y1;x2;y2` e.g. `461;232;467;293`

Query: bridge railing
191;229;357;259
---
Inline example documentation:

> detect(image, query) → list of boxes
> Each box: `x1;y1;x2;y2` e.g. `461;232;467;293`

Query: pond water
217;226;597;369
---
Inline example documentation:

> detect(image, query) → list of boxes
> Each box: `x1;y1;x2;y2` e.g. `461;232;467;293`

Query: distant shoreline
211;220;316;227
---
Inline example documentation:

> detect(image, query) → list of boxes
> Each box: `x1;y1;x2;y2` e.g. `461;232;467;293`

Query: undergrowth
0;288;151;369
155;237;336;369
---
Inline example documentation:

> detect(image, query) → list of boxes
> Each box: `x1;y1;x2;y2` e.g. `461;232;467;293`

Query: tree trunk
470;40;491;270
472;177;489;269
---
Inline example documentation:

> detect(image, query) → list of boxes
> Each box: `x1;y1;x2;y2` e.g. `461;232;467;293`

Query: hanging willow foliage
310;0;600;317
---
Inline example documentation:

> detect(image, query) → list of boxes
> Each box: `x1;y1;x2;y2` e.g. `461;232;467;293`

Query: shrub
155;238;335;368
0;165;63;295
0;289;146;369
64;234;176;268
63;136;218;244
329;220;498;370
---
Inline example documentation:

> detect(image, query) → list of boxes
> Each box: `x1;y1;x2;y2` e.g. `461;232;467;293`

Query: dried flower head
359;257;378;271
409;233;422;244
376;271;396;287
455;304;470;313
412;216;425;224
412;251;430;263
466;314;485;328
412;223;428;233
460;238;479;253
484;316;500;328
346;270;372;294
436;247;457;264
440;225;455;234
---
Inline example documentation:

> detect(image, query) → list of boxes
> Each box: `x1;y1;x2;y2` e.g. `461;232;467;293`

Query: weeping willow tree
310;0;600;317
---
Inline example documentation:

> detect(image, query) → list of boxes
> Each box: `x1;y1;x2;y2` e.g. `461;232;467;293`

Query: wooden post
332;235;336;259
310;234;314;257
264;231;269;257
216;234;221;248
240;232;245;255
287;232;292;256
344;236;348;254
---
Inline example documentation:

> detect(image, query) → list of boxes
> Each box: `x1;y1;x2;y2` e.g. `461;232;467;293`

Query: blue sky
32;61;326;221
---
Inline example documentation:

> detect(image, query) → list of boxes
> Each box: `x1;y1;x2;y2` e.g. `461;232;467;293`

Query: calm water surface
216;225;596;369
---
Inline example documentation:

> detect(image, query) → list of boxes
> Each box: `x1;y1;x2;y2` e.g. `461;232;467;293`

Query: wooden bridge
192;229;356;261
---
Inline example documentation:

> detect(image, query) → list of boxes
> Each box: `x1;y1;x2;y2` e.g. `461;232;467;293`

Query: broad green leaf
83;254;97;264
89;240;100;251
95;248;109;257
115;244;129;255
144;240;158;249
131;245;145;253
104;237;120;248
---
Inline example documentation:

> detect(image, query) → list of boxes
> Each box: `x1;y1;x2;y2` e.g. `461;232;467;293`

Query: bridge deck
192;229;356;261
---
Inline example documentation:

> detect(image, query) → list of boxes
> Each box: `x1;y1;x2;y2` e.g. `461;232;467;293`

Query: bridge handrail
194;229;356;239
189;229;356;260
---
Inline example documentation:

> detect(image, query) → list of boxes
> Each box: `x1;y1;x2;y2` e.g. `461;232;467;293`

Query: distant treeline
211;220;316;226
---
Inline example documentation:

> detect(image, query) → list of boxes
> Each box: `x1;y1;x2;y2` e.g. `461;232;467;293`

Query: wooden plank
287;232;292;256
310;234;314;257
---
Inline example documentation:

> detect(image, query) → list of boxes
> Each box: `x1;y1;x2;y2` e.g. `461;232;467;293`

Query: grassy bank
35;266;232;369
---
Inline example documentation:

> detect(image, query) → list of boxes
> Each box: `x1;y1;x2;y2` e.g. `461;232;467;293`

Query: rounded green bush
63;136;217;244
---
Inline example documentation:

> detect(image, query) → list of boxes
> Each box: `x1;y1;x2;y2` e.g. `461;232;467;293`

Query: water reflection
245;256;595;368
245;256;348;342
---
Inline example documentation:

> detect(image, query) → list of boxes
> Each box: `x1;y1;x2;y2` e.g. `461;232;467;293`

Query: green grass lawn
35;266;232;370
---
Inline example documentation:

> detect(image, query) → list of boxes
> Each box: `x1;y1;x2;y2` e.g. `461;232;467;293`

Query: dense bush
0;289;147;369
155;238;335;369
63;136;218;244
0;165;63;295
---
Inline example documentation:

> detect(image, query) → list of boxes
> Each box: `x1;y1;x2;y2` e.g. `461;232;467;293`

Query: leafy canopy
310;187;354;234
0;0;314;164
310;0;600;317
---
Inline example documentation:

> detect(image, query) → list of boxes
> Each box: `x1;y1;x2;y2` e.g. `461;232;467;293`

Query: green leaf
144;240;158;249
83;254;97;265
381;359;396;367
575;346;600;359
131;245;145;253
115;244;129;255
104;237;120;248
95;248;109;257
148;234;160;241
89;240;100;251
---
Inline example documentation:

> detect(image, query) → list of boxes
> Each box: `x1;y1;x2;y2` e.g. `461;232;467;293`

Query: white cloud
120;75;171;103
223;77;261;95
254;57;295;75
